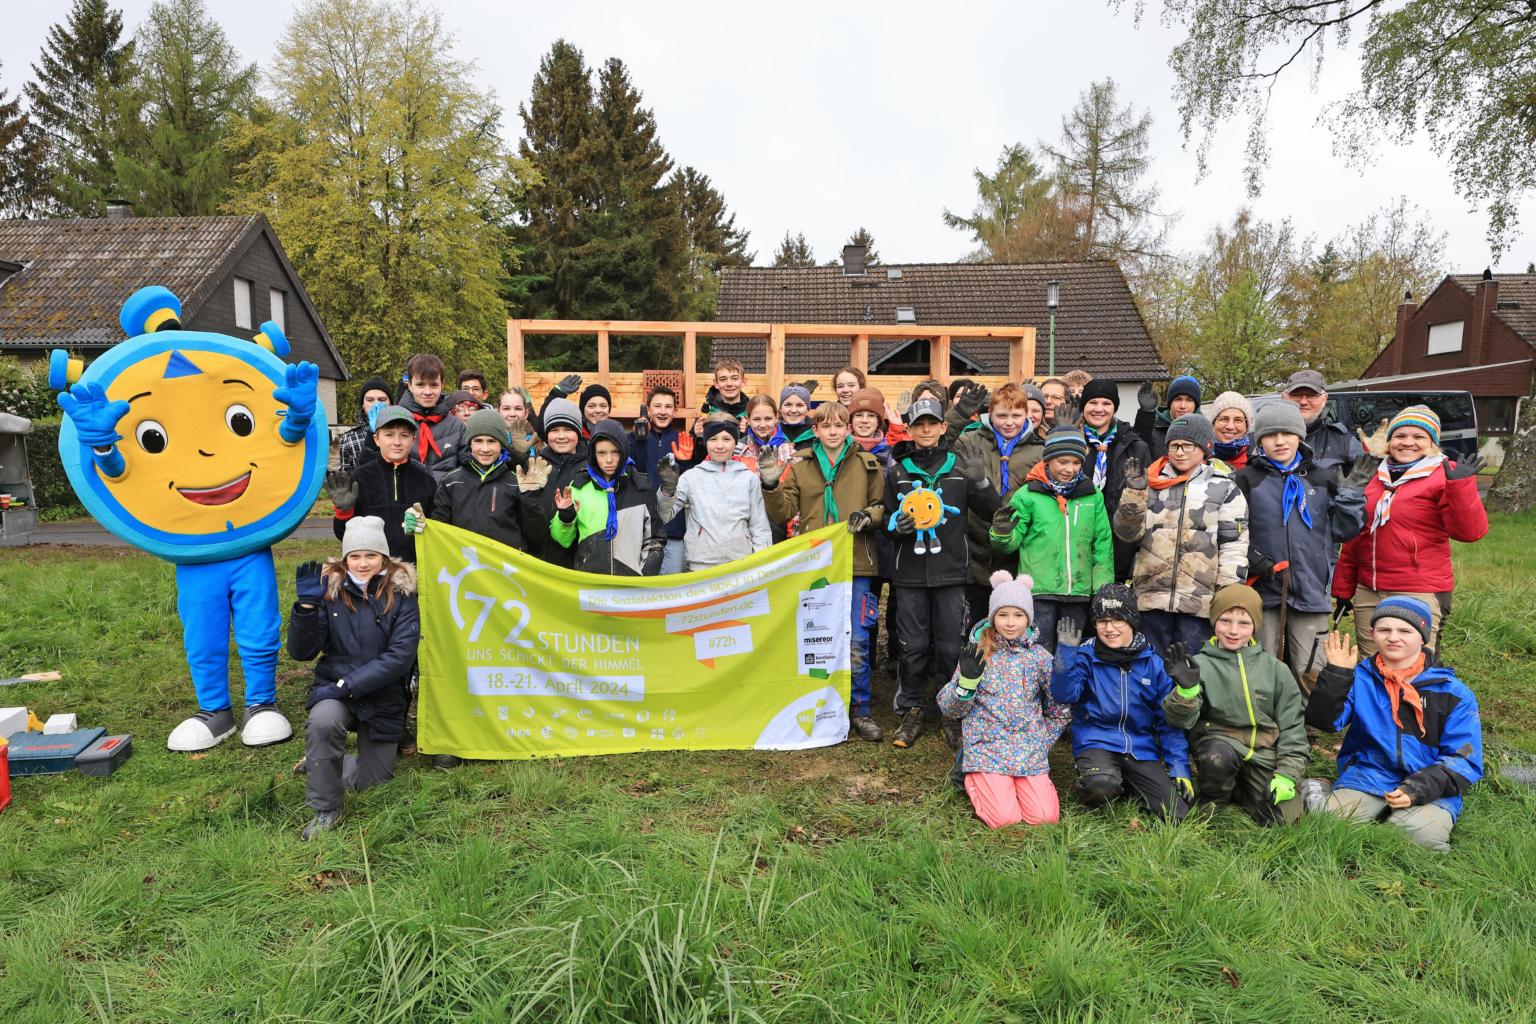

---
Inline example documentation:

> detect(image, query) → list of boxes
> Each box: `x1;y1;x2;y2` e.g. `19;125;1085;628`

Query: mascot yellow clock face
99;349;305;535
900;487;945;530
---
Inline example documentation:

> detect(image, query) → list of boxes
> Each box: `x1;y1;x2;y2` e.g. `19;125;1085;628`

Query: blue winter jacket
1050;640;1190;778
1307;659;1483;821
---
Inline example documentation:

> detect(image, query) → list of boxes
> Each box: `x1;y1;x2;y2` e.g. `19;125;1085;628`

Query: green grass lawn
3;518;1536;1022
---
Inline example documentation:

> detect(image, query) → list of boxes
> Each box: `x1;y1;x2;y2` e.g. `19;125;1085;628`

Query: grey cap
903;396;945;425
371;405;417;433
1281;369;1327;395
543;397;582;435
1165;413;1215;455
1252;400;1307;442
342;515;390;557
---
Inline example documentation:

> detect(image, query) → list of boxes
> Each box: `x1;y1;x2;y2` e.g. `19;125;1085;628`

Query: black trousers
1032;598;1091;653
1192;736;1299;827
965;582;991;634
1074;747;1189;822
893;584;968;719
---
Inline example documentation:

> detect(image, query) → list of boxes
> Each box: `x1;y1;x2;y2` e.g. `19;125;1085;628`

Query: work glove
991;505;1016;537
1332;597;1353;626
795;379;819;394
757;444;782;489
671;432;695;462
1123;455;1147;491
891;511;917;536
632;417;649;440
1056;618;1083;653
515;456;552;493
57;381;130;449
954;384;988;420
273;361;320;444
956;642;985;699
1056;393;1084;428
1173;776;1195;801
1270;773;1297;805
846;508;874;534
555;373;582;396
1163;646;1203;693
655;454;681;493
326;469;359;512
1445;453;1485;480
1341;452;1379;491
295;560;326;605
1137;381;1158;413
402;502;426;535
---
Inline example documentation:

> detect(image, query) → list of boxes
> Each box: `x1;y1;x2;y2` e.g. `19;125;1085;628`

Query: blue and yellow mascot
50;286;328;751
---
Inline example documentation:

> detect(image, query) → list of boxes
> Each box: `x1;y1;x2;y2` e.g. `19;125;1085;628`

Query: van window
1338;393;1475;432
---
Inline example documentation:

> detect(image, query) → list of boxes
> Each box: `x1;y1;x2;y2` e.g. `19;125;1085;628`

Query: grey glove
757;444;782;488
555;373;583;396
955;384;988;420
892;511;917;536
1137;382;1157;413
846;508;874;533
1056;618;1083;650
1123;456;1146;491
655;454;681;493
991;505;1016;536
1341;452;1378;490
1445;453;1485;480
326;469;358;511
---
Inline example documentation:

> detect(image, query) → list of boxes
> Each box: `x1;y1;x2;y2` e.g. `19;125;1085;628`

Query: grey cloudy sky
5;0;1532;276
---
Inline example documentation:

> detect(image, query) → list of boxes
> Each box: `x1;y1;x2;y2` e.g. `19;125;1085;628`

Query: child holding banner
760;401;887;742
551;420;667;576
655;416;771;571
938;570;1071;828
530;397;589;570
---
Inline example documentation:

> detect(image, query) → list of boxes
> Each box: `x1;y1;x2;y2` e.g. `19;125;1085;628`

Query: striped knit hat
1043;425;1088;462
1386;405;1440;447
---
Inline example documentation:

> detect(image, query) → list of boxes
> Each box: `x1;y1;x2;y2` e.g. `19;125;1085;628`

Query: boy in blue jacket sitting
1050;583;1192;821
1308;596;1483;853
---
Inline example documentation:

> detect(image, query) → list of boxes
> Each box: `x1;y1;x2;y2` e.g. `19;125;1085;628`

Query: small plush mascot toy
893;485;958;555
50;286;328;751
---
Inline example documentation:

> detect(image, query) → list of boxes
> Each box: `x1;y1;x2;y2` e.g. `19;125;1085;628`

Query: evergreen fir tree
0;63;50;217
677;166;752;319
772;231;815;268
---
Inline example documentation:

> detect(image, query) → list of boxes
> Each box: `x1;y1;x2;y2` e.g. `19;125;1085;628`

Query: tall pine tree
25;0;136;216
772;231;816;267
0;62;50;217
677;166;752;319
116;0;255;216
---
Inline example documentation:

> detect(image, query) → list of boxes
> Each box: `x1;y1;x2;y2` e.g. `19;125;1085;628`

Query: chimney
1390;289;1417;375
1472;269;1498;365
105;199;134;220
841;244;867;277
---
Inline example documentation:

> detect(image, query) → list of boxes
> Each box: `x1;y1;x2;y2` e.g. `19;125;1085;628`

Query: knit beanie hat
1209;391;1254;430
1081;379;1120;412
700;417;740;444
465;408;510;448
543;397;582;435
1022;382;1047;408
342;515;390;558
988;569;1035;625
1042;425;1088;463
579;384;613;417
779;384;812;409
1091;583;1140;629
1167;375;1202;406
357;375;392;412
1251;400;1307;442
1386;405;1441;447
1165;413;1215;455
1371;595;1434;644
848;387;886;424
1209;583;1263;627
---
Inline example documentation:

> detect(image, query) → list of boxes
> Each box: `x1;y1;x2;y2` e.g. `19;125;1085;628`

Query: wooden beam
507;319;524;387
1016;326;1037;381
932;334;952;385
851;333;869;373
510;319;1032;340
682;329;698;417
766;324;786;399
597;330;610;385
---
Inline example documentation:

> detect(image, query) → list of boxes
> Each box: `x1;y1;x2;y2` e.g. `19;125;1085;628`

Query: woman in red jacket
1332;406;1487;656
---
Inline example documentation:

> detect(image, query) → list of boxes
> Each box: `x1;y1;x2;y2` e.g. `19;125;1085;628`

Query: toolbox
75;734;133;777
6;728;105;776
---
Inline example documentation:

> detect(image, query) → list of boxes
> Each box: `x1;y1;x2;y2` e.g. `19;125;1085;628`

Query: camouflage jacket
1113;460;1249;617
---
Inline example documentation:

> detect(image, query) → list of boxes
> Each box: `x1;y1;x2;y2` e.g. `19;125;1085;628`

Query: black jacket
882;441;1000;588
430;455;545;552
701;385;748;420
288;560;419;743
335;455;438;563
1089;421;1151;584
530;440;591;568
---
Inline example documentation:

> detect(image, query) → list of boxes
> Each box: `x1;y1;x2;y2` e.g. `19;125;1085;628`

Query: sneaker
301;810;341;841
432;754;462;770
240;703;293;747
941;717;963;750
891;709;924;748
849;715;883;742
166;707;237;752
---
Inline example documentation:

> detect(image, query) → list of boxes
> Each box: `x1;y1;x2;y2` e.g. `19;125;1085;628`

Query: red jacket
1332;461;1487;597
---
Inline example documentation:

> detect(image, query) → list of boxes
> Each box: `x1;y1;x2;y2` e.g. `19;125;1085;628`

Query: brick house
1362;270;1536;434
0;210;348;421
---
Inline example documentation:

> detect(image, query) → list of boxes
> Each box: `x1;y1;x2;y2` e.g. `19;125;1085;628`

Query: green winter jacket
989;472;1113;598
1162;639;1308;781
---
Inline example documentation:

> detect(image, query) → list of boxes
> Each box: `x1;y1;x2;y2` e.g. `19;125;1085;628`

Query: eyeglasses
1166;442;1202;454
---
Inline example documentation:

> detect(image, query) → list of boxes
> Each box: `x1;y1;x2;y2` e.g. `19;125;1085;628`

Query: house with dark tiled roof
0;210;348;421
712;249;1165;401
1362;269;1536;434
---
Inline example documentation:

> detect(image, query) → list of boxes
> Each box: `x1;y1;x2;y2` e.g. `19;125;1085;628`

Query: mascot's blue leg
231;548;292;747
175;560;234;713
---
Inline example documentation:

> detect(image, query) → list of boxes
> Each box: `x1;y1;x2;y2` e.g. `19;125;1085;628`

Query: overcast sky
4;0;1532;277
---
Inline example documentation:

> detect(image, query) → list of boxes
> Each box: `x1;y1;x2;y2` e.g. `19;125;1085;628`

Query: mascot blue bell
49;286;328;751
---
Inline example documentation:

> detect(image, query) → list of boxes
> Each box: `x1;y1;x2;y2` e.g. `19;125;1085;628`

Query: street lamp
1045;280;1060;377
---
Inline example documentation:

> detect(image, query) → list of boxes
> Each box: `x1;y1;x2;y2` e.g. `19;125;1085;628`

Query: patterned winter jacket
937;630;1069;776
1113;459;1249;617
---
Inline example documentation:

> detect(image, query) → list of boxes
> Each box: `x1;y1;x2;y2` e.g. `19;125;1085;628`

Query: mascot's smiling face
900;487;945;530
102;347;306;534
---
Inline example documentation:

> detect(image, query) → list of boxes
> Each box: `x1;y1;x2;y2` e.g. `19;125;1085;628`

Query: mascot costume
49;286;328;751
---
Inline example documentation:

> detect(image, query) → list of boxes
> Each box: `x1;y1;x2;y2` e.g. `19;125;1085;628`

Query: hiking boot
849;715;883;742
432;754;462;770
891;709;924;748
941;717;963;750
300;810;341;841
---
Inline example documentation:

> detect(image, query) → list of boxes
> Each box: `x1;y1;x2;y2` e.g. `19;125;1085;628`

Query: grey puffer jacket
657;458;772;569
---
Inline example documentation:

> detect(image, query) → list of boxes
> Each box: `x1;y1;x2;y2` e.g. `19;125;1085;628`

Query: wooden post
932;334;952;385
682;329;698;416
851;333;869;374
597;329;610;385
1017;326;1037;382
507;319;524;387
766;324;786;399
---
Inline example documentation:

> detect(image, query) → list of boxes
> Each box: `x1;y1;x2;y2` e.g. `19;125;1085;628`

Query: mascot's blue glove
274;361;320;444
295;560;326;605
58;382;130;477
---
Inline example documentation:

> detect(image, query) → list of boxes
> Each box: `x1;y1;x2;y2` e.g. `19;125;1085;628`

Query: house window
1426;320;1463;355
269;288;286;331
233;277;252;329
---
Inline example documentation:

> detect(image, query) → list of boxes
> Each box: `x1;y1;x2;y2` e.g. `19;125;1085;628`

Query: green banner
418;521;853;759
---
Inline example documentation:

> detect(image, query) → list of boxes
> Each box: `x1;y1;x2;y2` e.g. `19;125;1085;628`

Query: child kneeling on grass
1307;597;1483;853
1050;583;1192;822
288;516;420;841
938;570;1071;828
1161;584;1306;826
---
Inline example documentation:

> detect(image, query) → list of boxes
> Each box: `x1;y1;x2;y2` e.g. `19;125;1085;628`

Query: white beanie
342;516;390;557
1209;390;1255;429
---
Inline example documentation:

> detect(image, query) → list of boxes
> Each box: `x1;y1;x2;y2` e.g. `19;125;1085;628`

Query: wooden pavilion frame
507;319;1037;419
